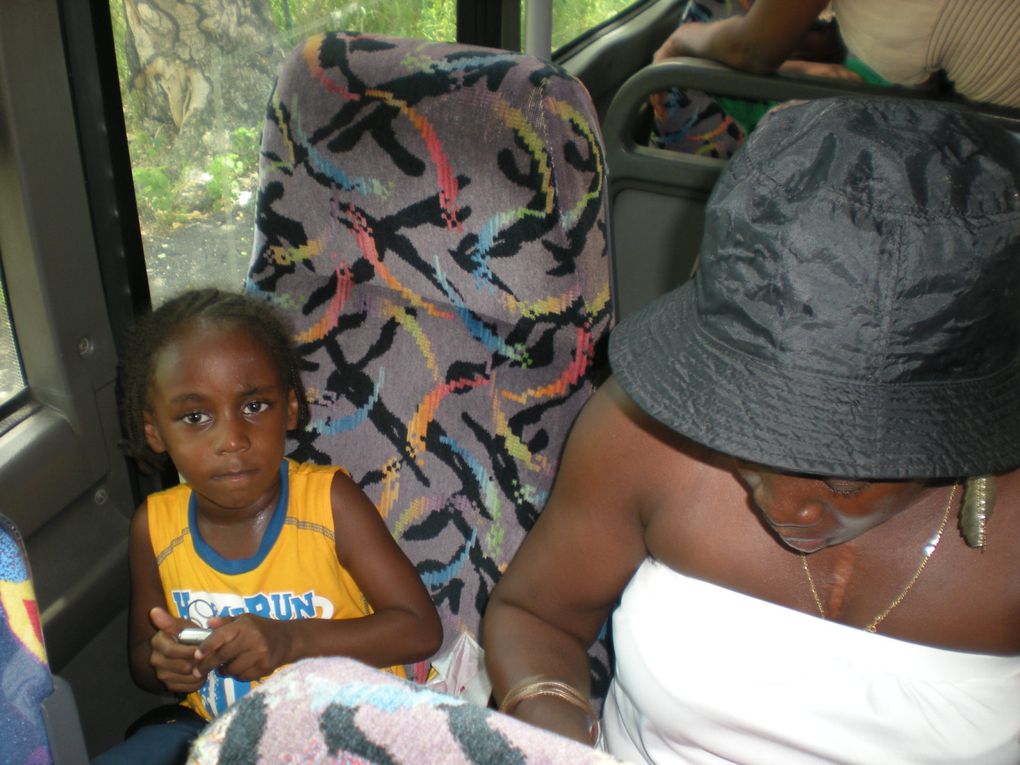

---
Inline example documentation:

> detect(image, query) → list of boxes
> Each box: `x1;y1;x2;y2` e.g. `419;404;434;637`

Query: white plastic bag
425;631;491;706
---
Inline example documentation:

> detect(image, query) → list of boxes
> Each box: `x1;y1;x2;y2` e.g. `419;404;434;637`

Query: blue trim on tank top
188;461;289;575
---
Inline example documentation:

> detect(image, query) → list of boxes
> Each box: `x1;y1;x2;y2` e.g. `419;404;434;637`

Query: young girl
96;289;442;765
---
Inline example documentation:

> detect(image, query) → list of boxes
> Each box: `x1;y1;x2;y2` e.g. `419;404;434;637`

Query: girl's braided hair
117;288;310;472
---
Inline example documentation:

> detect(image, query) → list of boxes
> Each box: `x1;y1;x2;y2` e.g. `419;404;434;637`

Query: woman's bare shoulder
580;377;729;484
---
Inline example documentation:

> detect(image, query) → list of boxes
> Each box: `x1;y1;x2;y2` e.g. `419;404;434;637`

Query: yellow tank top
146;459;402;719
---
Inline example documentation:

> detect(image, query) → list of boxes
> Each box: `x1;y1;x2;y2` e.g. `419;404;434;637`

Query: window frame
0;0;139;676
0;256;27;411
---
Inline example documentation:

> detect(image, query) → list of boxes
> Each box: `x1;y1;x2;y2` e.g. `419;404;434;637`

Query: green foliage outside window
109;0;459;233
552;0;639;50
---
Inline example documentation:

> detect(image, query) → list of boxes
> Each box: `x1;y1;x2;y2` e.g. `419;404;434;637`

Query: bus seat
1;514;89;765
245;32;613;696
602;57;1020;321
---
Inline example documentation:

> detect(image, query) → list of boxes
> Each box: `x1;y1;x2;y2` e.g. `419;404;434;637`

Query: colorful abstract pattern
246;33;612;695
187;657;624;764
1;515;54;765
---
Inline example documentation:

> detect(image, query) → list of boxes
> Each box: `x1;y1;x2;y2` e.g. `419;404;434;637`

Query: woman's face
732;461;929;553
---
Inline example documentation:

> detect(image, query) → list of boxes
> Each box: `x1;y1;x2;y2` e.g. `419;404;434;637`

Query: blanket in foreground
187;656;623;764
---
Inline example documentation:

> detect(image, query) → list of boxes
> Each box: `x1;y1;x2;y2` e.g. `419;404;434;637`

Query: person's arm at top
482;378;652;745
653;0;832;73
128;501;208;695
193;473;442;681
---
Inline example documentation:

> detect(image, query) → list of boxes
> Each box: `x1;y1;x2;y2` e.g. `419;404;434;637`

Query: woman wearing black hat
483;96;1020;763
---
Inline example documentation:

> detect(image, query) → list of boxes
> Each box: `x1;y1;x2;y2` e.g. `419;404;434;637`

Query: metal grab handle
602;57;929;193
603;57;1020;171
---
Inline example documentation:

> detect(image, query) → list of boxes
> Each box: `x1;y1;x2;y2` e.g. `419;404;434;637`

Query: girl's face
143;321;298;514
733;461;929;553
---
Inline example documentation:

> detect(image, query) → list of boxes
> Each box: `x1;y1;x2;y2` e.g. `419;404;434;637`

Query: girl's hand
195;614;292;682
148;606;206;693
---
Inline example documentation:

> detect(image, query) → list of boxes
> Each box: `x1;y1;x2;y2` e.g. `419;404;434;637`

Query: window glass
109;0;455;308
0;254;25;405
552;0;640;51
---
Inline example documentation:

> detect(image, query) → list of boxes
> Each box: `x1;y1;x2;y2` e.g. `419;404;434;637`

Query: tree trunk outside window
120;0;283;144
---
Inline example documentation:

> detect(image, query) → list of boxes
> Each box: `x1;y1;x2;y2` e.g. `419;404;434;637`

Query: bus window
0;260;25;407
552;0;642;51
107;0;456;306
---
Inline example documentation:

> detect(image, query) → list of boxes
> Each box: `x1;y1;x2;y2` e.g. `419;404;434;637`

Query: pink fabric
187;657;624;764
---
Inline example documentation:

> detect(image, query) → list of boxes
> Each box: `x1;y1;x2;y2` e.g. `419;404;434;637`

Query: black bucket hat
610;96;1020;479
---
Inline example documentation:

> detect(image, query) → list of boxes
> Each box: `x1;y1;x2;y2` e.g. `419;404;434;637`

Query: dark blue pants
91;706;207;765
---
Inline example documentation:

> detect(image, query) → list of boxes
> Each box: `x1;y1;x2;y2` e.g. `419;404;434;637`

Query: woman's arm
653;0;833;73
482;379;653;744
195;472;442;680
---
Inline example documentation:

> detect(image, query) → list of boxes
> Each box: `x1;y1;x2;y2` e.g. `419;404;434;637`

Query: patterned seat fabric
1;515;55;764
246;32;612;692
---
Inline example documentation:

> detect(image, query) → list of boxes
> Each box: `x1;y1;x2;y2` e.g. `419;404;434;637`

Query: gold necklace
800;483;958;634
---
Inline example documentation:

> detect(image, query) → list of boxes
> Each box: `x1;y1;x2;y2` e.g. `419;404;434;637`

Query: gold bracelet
498;676;601;746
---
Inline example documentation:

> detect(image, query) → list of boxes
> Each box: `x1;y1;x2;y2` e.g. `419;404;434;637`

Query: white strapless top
604;558;1020;764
